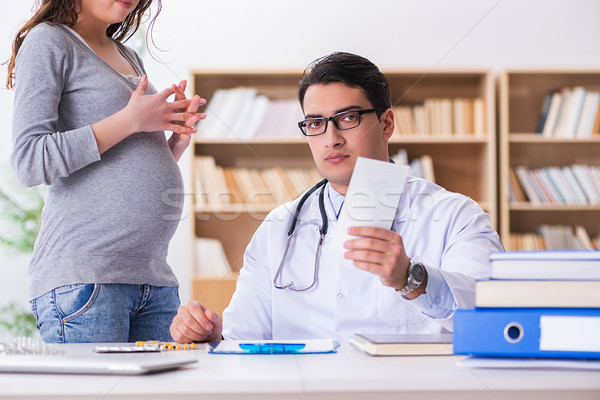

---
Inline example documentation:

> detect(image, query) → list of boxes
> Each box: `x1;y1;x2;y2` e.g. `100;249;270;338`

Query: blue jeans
31;284;180;343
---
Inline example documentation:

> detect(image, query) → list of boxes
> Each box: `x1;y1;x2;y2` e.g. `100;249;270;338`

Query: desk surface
1;342;599;400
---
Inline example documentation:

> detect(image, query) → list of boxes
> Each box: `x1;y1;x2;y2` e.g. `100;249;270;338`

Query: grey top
11;23;182;299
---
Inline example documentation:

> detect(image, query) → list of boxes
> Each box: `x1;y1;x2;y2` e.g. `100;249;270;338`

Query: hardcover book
349;333;453;356
475;280;600;308
489;250;600;280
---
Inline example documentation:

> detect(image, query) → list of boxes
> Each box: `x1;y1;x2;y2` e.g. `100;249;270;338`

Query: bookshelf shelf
509;134;600;143
499;69;600;250
195;204;284;214
190;69;496;314
509;203;600;211
389;136;488;144
194;136;490;145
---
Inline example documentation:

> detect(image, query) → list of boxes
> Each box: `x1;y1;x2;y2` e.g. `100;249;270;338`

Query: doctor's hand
343;226;425;299
169;300;223;343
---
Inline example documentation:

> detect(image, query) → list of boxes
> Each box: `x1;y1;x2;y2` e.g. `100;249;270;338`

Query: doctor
170;52;503;343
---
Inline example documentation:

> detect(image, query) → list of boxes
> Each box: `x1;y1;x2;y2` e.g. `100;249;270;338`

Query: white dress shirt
223;177;503;341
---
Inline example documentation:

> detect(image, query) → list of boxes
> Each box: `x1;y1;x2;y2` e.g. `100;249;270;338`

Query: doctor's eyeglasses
298;108;385;136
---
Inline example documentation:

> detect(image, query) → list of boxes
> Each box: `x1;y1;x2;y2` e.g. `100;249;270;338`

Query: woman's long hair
5;0;162;89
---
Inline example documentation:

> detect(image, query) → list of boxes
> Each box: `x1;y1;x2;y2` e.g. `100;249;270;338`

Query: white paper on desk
460;356;600;371
333;157;409;258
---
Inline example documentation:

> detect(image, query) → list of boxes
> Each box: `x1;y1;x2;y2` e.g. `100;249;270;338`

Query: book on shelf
530;169;554;204
575;225;595;250
391;97;485;136
536;90;554;134
559;86;586;138
509;225;598;251
489;250;600;280
539;224;586;250
537;87;600;138
508;167;527;202
552;88;572;137
196;87;303;139
475;280;600;308
514;166;541;204
349;333;453;356
541;90;563;137
511;165;600;206
453;308;600;359
194;156;321;209
561;166;590;205
473;97;486;137
194;237;232;277
577;91;600;138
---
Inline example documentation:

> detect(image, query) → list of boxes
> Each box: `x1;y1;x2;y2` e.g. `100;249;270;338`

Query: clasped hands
126;75;206;136
170;227;414;343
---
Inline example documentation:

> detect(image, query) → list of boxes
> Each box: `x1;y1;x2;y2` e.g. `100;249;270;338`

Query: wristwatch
397;259;427;296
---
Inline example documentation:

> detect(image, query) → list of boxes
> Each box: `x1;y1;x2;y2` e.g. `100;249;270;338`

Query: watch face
411;263;426;283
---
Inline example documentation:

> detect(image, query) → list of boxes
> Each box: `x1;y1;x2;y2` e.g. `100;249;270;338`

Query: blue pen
239;343;306;354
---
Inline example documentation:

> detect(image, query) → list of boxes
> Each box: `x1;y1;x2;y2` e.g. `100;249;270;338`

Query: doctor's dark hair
5;0;161;89
298;52;391;119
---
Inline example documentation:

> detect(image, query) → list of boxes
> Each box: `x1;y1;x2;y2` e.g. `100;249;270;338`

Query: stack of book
454;250;600;359
536;87;600;138
509;165;600;205
508;224;599;251
391;97;486;137
194;156;321;210
195;87;304;140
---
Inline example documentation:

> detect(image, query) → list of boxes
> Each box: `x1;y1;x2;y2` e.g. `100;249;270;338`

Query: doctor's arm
344;199;502;326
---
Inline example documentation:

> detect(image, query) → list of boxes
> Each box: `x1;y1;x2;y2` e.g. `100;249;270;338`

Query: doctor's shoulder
260;194;304;225
404;177;486;217
260;181;322;229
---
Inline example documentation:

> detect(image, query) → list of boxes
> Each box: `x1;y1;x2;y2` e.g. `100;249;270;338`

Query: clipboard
208;339;338;354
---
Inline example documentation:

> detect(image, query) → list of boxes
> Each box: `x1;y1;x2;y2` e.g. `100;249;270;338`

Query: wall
1;0;600;310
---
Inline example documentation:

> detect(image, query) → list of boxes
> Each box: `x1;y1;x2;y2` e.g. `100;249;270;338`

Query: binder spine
453;308;600;359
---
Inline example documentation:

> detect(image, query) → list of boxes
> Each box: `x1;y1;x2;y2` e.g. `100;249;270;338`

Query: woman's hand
92;76;204;154
125;75;202;135
168;80;206;161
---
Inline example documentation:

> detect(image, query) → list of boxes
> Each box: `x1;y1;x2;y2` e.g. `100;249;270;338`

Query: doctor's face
302;82;394;195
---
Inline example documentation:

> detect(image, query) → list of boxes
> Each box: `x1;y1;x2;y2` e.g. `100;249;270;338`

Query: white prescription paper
333;157;410;258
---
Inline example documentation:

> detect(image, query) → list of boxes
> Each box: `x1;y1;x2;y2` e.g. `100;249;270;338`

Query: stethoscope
273;178;329;291
272;159;395;291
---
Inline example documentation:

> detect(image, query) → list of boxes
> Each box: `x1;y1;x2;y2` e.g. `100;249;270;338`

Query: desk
1;342;599;400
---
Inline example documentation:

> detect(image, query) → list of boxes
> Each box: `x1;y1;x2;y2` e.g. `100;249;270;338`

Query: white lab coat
222;177;503;341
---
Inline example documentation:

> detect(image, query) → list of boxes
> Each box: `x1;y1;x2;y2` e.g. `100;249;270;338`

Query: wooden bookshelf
499;69;600;249
190;69;497;315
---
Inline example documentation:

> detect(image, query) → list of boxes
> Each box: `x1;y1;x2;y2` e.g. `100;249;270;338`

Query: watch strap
396;260;424;296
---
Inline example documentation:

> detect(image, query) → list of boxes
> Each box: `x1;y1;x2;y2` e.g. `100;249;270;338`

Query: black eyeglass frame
297;108;386;137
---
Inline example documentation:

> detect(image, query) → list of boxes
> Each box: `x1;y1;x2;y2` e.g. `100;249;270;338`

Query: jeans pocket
53;284;100;323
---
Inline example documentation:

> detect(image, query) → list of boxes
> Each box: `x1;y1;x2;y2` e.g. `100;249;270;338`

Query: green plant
0;303;37;338
0;167;44;254
0;166;43;338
